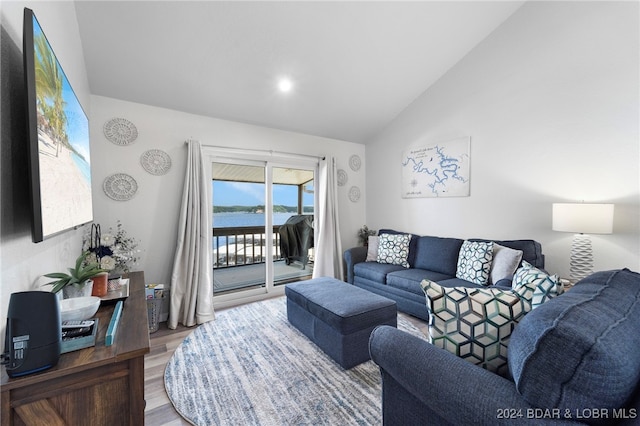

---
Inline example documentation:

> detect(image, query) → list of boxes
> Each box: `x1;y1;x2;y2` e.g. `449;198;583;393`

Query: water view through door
212;161;315;299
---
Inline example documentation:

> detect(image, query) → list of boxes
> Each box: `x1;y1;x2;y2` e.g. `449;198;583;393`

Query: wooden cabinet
1;271;150;425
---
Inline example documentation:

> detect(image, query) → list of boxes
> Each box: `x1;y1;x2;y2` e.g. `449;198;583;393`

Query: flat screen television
23;8;93;243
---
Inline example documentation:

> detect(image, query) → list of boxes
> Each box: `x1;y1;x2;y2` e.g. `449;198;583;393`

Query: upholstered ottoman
285;277;397;369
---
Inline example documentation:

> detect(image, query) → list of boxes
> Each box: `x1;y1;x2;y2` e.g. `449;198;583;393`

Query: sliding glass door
212;161;267;295
211;157;316;305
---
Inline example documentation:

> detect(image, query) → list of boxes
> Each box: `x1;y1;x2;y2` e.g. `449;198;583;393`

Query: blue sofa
369;269;640;425
343;229;544;321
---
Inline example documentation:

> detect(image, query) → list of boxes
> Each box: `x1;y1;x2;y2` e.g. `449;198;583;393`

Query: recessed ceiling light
278;78;293;93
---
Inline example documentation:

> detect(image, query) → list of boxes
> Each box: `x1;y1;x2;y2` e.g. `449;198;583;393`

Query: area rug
164;296;425;425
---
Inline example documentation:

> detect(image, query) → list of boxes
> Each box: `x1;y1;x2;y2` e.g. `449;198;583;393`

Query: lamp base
570;233;593;283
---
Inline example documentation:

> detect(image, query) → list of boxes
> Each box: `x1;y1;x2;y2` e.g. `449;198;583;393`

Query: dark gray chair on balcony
279;215;314;269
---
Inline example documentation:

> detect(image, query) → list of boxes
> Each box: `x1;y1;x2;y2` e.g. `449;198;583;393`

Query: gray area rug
164;296;425;425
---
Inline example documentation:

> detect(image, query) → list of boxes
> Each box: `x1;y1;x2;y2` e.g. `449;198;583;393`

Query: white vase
62;280;94;299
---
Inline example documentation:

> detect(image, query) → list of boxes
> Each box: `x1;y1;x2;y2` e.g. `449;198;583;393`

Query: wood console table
1;271;150;425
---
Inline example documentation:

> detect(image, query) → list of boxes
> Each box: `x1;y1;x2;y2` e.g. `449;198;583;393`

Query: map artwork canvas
401;137;470;198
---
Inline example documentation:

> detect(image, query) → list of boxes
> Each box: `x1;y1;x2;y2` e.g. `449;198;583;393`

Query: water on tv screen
24;8;93;242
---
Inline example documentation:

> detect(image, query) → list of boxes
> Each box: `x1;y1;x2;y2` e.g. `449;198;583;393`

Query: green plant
357;225;377;246
43;251;107;293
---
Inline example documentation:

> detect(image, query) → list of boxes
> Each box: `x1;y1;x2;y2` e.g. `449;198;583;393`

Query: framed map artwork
401;137;470;198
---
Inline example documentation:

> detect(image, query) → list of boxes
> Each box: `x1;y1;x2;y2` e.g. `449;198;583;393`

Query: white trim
194;142;324;163
213;288;286;311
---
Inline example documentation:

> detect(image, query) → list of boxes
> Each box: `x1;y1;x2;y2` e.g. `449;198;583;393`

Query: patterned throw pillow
512;261;563;310
421;279;529;375
456;241;494;285
377;233;411;268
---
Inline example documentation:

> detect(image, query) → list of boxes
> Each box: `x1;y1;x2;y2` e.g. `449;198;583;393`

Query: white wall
0;1;365;339
365;1;639;279
0;2;91;340
89;96;365;286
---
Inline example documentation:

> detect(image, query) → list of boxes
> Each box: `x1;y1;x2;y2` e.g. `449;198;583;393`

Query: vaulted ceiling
74;1;524;144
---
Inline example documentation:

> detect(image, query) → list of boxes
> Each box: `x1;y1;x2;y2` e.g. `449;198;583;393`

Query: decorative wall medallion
348;154;362;172
141;149;172;175
103;173;138;201
337;169;348;186
103;118;138;145
348;186;361;203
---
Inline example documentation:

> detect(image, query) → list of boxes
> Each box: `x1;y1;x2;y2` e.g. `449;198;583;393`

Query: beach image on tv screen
33;15;92;238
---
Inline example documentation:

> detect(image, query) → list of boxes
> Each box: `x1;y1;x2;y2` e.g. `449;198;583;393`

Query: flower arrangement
357;225;377;246
83;221;140;273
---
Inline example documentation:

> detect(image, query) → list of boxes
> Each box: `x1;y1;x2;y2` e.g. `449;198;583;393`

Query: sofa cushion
413;236;464;276
472;239;544;270
456;241;494;285
512;261;563;310
377;233;412;268
490;244;523;284
437;277;485;289
509;269;640;412
421;279;528;375
387;269;454;296
353;261;405;283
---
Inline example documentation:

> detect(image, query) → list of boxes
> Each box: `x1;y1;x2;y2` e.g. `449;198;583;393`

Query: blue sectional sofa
343;229;544;321
369;269;640;425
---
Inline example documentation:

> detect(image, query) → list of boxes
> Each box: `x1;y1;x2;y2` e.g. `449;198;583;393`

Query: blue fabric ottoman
285;277;397;369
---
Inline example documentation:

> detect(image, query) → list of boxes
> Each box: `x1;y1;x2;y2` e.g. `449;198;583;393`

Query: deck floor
213;260;313;293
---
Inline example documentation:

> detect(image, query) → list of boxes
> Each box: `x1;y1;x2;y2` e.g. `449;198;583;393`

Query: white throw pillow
366;236;379;262
490;244;524;284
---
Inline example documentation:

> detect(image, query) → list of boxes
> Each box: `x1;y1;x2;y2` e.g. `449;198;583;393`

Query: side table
1;271;150;425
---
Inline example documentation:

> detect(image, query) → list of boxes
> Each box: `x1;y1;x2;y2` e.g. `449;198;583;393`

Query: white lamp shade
552;203;614;234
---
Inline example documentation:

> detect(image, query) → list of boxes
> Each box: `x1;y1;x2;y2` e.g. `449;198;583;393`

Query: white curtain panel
313;156;344;280
168;140;215;329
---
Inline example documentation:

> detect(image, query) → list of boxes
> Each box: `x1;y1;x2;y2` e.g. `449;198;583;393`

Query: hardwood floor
144;322;194;425
143;311;428;425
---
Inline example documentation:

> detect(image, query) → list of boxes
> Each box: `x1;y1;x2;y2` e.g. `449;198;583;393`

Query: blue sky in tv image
33;15;91;183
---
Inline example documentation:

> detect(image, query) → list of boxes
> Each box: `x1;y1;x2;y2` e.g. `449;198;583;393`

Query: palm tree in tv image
34;24;67;157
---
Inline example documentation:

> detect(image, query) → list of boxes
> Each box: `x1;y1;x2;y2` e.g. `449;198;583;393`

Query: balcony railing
213;226;284;268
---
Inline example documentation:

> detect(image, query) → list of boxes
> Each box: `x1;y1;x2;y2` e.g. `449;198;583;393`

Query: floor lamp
552;203;614;283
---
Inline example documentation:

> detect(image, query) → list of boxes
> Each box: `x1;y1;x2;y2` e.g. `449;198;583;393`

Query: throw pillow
377;233;411;268
456;240;494;285
512;261;563;309
421;279;528;375
365;236;379;262
490;243;524;284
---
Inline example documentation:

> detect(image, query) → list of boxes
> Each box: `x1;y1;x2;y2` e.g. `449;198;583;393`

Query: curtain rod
185;141;325;161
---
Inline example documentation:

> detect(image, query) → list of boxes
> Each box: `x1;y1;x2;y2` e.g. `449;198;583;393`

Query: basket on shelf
147;298;162;333
107;274;122;291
